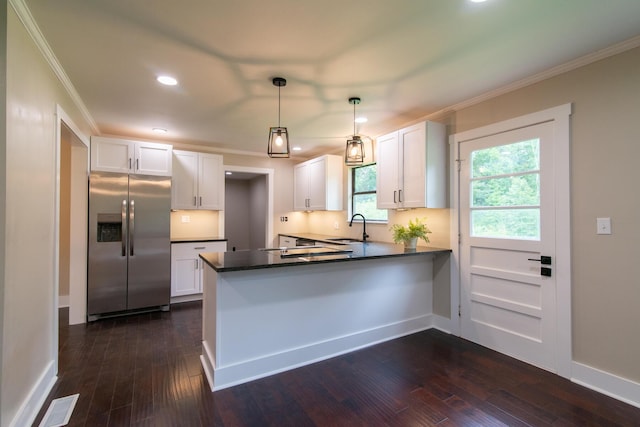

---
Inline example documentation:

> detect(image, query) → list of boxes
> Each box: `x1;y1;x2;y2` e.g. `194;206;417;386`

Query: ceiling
23;0;640;157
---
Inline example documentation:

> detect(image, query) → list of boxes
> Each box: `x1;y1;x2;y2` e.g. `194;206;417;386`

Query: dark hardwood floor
33;301;640;426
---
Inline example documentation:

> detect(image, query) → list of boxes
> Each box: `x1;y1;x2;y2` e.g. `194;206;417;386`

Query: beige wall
1;6;93;426
449;47;640;383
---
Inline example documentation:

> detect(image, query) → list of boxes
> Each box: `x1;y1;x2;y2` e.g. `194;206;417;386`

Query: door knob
528;255;551;265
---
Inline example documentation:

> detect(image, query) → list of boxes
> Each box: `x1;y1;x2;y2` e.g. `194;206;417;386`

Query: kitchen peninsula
199;242;451;391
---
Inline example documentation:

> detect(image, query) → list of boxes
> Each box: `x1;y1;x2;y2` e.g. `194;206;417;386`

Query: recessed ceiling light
152;127;168;134
157;75;178;86
292;146;302;151
470;0;487;3
225;171;232;175
355;117;368;124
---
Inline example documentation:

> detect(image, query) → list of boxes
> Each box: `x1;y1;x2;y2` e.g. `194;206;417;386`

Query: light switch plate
596;217;611;235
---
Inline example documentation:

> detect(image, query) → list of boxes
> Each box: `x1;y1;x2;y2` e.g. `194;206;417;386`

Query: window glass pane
471;139;539;178
472;173;539;207
471;209;540;240
353;194;388;221
353;165;377;192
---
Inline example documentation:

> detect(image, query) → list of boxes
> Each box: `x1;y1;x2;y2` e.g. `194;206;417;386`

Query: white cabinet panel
171;150;224;210
171;241;226;297
293;155;343;211
90;137;172;176
376;121;446;209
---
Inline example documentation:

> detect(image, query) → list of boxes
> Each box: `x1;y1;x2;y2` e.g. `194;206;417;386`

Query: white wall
1;5;94;426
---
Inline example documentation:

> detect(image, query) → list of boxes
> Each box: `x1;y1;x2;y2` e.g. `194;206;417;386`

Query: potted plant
390;217;431;250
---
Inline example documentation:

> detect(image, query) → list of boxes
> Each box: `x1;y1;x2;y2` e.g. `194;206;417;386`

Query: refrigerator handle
121;200;127;256
129;200;135;256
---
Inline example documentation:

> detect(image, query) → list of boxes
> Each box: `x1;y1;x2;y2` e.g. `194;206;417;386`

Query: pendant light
345;97;365;165
268;77;290;158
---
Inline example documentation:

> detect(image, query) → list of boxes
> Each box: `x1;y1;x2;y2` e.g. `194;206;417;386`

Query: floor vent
38;394;79;427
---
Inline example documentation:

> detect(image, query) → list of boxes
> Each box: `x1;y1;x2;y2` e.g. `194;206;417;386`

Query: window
470;138;540;240
351;164;388;221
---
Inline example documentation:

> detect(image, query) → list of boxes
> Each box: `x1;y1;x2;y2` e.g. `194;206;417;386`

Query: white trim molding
10;0;99;134
8;361;57;427
572;362;640;409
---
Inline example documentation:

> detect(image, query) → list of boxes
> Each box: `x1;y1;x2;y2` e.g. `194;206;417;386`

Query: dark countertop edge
171;237;228;243
200;247;451;273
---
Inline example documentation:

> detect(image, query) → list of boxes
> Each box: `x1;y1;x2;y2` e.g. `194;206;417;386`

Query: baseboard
209;314;433;391
200;340;216;392
171;294;203;304
58;294;69;308
572;361;640;409
431;314;452;334
9;360;57;427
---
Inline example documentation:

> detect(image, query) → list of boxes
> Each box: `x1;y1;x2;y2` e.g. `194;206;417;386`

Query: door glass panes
470;139;540;240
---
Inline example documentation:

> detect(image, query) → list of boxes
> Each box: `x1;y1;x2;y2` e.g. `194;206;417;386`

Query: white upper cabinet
90;136;172;176
172;150;224;210
294;155;343;211
376;121;446;209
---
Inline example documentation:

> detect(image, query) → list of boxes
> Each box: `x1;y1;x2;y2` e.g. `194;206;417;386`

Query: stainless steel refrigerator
88;172;171;321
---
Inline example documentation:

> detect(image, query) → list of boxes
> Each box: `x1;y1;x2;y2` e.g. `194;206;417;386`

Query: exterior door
459;120;558;372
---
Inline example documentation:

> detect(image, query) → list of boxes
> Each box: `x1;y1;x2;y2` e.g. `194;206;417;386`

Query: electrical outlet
596;217;611;234
280;216;289;222
334;222;340;230
181;215;190;223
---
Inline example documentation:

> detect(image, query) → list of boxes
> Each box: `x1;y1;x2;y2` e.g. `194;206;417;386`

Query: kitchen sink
325;238;362;244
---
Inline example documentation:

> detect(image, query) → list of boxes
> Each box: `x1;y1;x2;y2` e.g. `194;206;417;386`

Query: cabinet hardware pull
393;190;397;203
136;158;139;170
199;196;202;206
129;158;132;170
195;259;198;269
193;196;197;206
194;246;205;250
399;189;402;203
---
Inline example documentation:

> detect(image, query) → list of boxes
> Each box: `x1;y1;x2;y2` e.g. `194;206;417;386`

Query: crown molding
426;35;640;121
9;0;100;134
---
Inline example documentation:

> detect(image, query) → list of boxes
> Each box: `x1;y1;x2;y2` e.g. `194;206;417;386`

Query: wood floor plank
32;302;640;426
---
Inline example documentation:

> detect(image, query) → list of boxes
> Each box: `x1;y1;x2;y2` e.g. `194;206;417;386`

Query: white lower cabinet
171;241;227;297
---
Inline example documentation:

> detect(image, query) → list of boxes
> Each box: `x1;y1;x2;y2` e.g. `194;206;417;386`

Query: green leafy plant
390;217;432;244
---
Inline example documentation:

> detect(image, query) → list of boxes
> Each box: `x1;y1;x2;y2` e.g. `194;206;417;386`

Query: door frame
221;165;275;247
449;103;572;378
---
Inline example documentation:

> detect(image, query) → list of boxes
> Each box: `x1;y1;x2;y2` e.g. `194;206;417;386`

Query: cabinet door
293;163;309;211
307;157;327;210
171;248;200;297
399;122;427;208
134;141;173;176
376;131;400;209
90;137;132;173
172;150;199;209
198;153;224;210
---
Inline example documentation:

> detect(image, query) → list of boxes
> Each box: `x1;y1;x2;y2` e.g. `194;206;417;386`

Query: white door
459;120;559;372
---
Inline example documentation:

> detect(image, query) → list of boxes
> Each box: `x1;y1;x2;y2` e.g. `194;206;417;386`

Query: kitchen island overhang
199;243;451;391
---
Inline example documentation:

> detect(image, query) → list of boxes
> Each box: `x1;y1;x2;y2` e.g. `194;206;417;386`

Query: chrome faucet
349;213;369;242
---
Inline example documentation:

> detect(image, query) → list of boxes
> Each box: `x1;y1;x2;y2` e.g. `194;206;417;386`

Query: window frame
349;163;388;223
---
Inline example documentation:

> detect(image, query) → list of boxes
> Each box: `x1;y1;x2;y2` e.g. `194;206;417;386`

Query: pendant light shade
268;77;290;158
345;97;365;165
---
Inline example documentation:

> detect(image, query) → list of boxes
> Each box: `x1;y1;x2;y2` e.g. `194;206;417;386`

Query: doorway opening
223;166;274;250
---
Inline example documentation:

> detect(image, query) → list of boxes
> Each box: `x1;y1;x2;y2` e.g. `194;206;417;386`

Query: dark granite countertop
200;242;451;273
171;236;227;243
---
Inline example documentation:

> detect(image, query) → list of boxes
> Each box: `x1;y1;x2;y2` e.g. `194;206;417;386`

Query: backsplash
170;210;220;239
